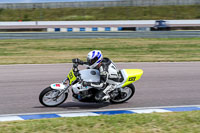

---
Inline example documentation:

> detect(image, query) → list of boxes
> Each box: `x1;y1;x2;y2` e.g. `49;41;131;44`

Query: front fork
57;85;70;98
56;79;70;98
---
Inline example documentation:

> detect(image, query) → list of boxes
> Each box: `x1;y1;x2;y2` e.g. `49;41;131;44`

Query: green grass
0;5;200;21
0;38;200;64
0;111;200;133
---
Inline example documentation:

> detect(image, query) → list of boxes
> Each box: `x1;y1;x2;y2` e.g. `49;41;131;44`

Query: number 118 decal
128;77;136;81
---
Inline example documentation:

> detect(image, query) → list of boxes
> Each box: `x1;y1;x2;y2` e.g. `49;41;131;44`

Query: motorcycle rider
73;50;120;101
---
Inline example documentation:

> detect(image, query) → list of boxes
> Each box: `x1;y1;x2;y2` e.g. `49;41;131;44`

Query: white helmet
87;50;103;69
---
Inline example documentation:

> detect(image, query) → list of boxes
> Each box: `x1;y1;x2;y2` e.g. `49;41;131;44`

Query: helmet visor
87;56;99;65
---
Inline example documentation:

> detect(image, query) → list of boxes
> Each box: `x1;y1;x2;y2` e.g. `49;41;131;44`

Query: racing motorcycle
39;60;143;107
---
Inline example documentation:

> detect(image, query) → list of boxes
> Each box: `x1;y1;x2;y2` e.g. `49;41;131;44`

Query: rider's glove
72;58;84;65
82;81;91;87
72;58;80;63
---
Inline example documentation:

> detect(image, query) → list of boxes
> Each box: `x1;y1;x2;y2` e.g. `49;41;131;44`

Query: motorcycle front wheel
110;84;135;104
39;87;68;107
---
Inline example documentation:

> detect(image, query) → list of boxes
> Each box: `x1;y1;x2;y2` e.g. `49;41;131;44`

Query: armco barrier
47;27;121;32
0;20;200;32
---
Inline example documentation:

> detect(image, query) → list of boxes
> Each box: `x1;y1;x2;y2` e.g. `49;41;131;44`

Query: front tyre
39;87;68;107
110;84;135;104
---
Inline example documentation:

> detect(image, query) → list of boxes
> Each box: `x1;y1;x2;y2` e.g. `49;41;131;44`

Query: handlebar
71;58;89;83
72;58;88;65
72;58;88;76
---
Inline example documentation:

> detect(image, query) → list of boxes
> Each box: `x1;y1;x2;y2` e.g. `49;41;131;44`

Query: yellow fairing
122;69;143;87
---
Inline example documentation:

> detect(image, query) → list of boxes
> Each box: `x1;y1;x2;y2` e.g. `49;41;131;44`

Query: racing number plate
67;69;77;84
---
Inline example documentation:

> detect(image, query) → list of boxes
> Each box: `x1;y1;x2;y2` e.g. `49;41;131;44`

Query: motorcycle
39;60;143;107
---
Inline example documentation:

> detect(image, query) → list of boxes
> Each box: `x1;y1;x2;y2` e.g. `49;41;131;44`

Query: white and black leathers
85;57;120;101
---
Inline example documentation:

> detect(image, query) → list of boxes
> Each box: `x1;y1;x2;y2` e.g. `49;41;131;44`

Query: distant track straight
0;31;200;39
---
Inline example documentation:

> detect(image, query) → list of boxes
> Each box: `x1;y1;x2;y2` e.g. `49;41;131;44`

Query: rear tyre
39;87;68;107
110;84;135;104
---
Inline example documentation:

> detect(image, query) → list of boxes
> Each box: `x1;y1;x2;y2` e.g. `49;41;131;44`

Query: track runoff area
1;31;200;39
0;62;200;122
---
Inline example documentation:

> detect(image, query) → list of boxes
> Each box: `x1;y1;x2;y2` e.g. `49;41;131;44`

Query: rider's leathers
88;57;120;100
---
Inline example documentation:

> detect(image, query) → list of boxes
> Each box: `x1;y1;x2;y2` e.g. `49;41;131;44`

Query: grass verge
0;111;200;133
0;5;200;21
0;38;200;64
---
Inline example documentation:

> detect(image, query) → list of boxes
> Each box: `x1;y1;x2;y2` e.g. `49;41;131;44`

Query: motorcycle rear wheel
110;84;135;104
39;87;68;107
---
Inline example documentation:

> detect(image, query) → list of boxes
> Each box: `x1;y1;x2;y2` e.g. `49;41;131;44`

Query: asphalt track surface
0;62;200;115
0;31;200;39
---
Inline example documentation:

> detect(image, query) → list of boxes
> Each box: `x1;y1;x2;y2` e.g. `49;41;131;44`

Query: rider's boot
95;90;106;102
95;85;115;102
